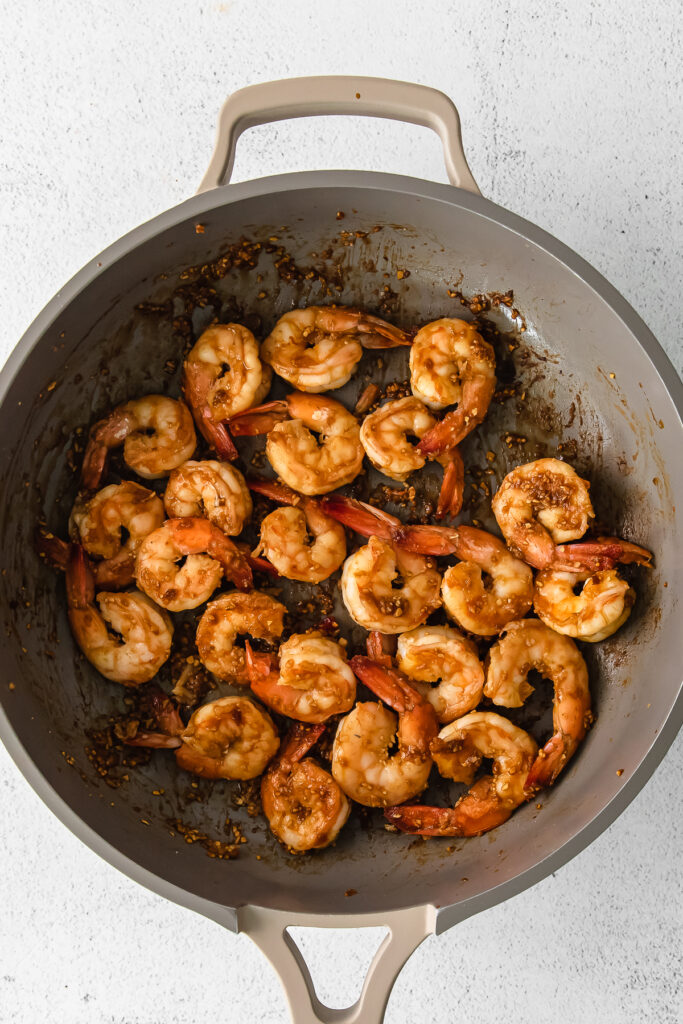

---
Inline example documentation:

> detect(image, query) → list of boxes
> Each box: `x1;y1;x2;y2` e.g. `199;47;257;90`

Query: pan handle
197;76;480;194
237;903;436;1024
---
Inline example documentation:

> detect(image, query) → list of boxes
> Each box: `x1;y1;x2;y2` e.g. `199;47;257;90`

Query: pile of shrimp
38;304;653;854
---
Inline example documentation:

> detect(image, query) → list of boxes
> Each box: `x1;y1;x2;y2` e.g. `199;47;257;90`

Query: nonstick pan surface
1;77;681;1023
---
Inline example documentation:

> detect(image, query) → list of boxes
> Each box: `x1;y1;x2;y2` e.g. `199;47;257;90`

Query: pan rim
1;169;681;928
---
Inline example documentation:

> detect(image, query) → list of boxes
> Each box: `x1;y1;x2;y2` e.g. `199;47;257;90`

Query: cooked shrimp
411;318;496;456
66;544;172;685
249;479;346;582
359;397;438;482
231;392;364;495
182;324;271;459
70;482;165;589
331;656;438;807
135;517;252;611
245;634;356;723
196;591;286;684
440;526;534;636
396;626;484;723
261;306;410;393
533;567;634;642
484;618;591;789
261;723;350;852
81;395;196;489
164;460;252;536
385;712;537;837
340;536;441;634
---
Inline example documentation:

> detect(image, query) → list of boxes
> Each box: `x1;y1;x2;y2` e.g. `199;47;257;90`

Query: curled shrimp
261;723;351;852
484;618;591;789
245;634;356;723
331;656;438;807
492;458;653;571
385;712;537;837
182;324;271;460
196;591;286;684
249;479;346;583
70;481;165;589
359;396;464;518
341;536;441;634
66;544;172;685
130;693;281;780
231;392;364;495
396;625;485;723
261;305;410;393
440;526;534;636
164;460;252;536
410;318;496;457
135;517;252;611
81;395;196;489
533;567;634;641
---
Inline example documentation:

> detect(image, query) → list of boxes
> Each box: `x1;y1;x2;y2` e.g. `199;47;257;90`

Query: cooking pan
1;77;681;1024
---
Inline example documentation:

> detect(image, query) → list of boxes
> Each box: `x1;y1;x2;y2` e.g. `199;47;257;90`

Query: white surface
1;1;682;1022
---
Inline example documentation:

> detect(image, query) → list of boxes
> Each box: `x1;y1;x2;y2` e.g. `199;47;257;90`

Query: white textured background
1;2;681;1022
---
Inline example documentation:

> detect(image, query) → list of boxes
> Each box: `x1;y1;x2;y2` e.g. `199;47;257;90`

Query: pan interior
1;179;680;920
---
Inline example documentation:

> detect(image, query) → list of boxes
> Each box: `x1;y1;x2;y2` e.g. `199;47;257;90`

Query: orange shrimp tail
319;495;399;542
201;411;238;461
123;731;182;749
525;733;567;790
65;543;95;608
228;401;289;437
366;630;395;667
244;640;277;685
385;784;513;837
395;524;461;556
350;655;423;712
35;527;69;572
436;449;464;520
247;478;301;506
552;537;652;572
416;411;469;458
148;687;185;737
81;439;108;490
277;722;327;765
357;315;412;348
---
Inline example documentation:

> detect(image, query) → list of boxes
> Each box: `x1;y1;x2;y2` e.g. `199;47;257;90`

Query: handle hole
286;925;388;1010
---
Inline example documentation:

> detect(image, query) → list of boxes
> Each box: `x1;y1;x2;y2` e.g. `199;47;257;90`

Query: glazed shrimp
70;481;165;589
396;626;485;723
261;723;351;852
231;392;364;495
135;517;252;611
182;324;271;459
164;460;252;536
440;526;534;636
411;319;496;457
261;306;410;393
196;591;286;684
331;656;438;807
81;395;196;489
484;618;592;789
385;712;537;837
340;536;441;634
66;544;172;685
249;479;346;583
533;567;634;642
245;634;356;723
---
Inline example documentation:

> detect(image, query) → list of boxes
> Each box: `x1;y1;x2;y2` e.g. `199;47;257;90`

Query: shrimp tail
394;524;461;556
357;316;412;348
93;551;136;590
247;478;302;507
319;495;398;542
277;722;327;764
65;543;95;608
228;401;289;436
350;655;423;713
436;449;464;520
148;688;186;737
525;733;568;790
553;537;653;571
416;411;469;457
123;731;183;749
200;410;238;461
366;630;396;667
385;785;514;837
207;533;253;591
244;640;278;683
81;439;108;490
35;527;69;572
